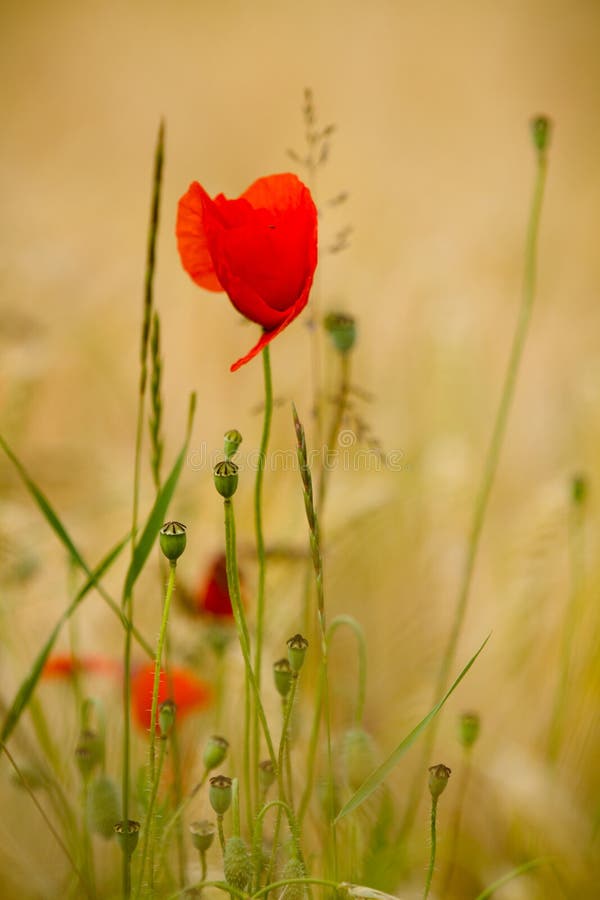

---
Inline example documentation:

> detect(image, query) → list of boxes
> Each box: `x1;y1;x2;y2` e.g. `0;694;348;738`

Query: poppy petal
176;182;224;292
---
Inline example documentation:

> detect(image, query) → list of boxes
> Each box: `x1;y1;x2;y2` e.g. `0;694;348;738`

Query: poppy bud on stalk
224;429;243;460
214;460;239;499
75;729;103;780
571;472;588;506
286;634;309;673
273;658;293;697
203;735;229;771
87;775;121;839
209;774;233;815
158;699;177;737
458;712;480;750
190;819;216;853
159;521;187;561
428;763;451;801
530;115;551;154
258;759;276;794
224;836;252;891
114;820;140;856
324;312;357;354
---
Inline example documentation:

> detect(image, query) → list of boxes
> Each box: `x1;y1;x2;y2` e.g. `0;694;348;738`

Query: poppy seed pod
458;712;480;750
209;774;233;815
428;764;451;801
190;819;215;853
258;759;276;794
530;115;551;153
224;836;252;891
324;312;357;354
214;460;239;499
224;429;243;460
87;775;121;840
158;699;177;737
571;473;588;506
114;820;140;856
203;735;229;771
273;658;293;698
286;634;309;673
159;521;187;561
75;729;103;781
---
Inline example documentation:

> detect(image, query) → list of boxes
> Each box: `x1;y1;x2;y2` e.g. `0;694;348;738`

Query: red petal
176;183;223;292
131;663;212;732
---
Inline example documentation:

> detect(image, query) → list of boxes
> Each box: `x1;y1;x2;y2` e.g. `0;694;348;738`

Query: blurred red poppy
131;663;212;732
176;173;318;370
196;554;233;619
43;654;120;680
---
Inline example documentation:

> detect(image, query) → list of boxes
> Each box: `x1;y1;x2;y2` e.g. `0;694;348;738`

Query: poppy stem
253;344;273;811
135;735;168;899
398;119;551;844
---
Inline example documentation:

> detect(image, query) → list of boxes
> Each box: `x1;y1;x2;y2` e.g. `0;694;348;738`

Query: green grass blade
335;634;490;822
123;392;196;601
474;857;548;899
1;535;129;743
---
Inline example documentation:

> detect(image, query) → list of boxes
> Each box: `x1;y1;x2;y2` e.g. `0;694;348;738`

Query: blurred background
1;1;600;897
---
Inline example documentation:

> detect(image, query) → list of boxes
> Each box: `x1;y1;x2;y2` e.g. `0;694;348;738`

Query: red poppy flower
176;173;318;371
195;554;234;619
131;663;212;732
43;654;120;680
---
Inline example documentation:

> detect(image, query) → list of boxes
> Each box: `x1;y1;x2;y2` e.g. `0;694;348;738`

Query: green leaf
474;857;548;899
1;535;129;743
122;392;196;602
335;635;490;822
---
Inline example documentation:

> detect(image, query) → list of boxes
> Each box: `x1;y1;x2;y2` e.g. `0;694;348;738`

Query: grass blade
474;857;548;899
335;634;490;822
1;534;129;743
123;392;196;602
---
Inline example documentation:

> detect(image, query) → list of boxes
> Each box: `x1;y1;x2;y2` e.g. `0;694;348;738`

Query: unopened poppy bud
190;819;215;853
75;729;103;780
203;735;229;771
209;774;232;815
158;699;177;737
571;473;588;506
224;429;243;460
342;728;377;792
530;115;551;154
324;312;357;354
114;820;140;856
159;521;187;561
428;763;451;801
280;857;307;900
214;460;239;499
273;658;293;697
459;712;480;750
258;759;276;794
87;775;121;839
224;835;252;891
286;634;309;673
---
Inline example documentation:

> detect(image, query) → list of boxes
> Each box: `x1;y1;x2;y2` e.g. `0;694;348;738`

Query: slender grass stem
267;675;302;885
441;752;472;895
400;120;551;842
318;352;351;514
298;660;325;825
135;736;168;899
224;499;277;768
253;344;273;812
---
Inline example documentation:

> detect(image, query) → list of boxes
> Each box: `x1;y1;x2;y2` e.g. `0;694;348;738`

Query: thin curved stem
423;797;438;900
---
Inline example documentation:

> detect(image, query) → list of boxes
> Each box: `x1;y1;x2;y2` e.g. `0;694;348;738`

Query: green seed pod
214;460;239;499
114;820;140;856
342;728;377;792
224;835;252;891
571;473;588;506
75;729;103;781
286;634;309;674
87;775;121;839
159;521;187;561
273;658;293;698
224;429;243;460
203;735;229;771
530;115;551;154
189;819;215;853
324;312;357;354
209;774;232;815
459;712;480;750
158;699;177;737
258;759;276;794
428;763;451;801
279;856;307;899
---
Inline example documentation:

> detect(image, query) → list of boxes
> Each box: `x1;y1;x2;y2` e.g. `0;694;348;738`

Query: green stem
217;815;226;855
318;352;351;514
122;599;133;899
253;344;273;810
81;780;97;899
441;752;472;896
327;615;367;725
400;128;550;842
267;675;302;885
253;877;340;899
423;797;438;900
224;499;277;768
135;737;168;899
298;660;325;825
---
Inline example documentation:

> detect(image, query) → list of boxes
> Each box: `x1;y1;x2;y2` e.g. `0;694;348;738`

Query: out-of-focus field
1;1;600;897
